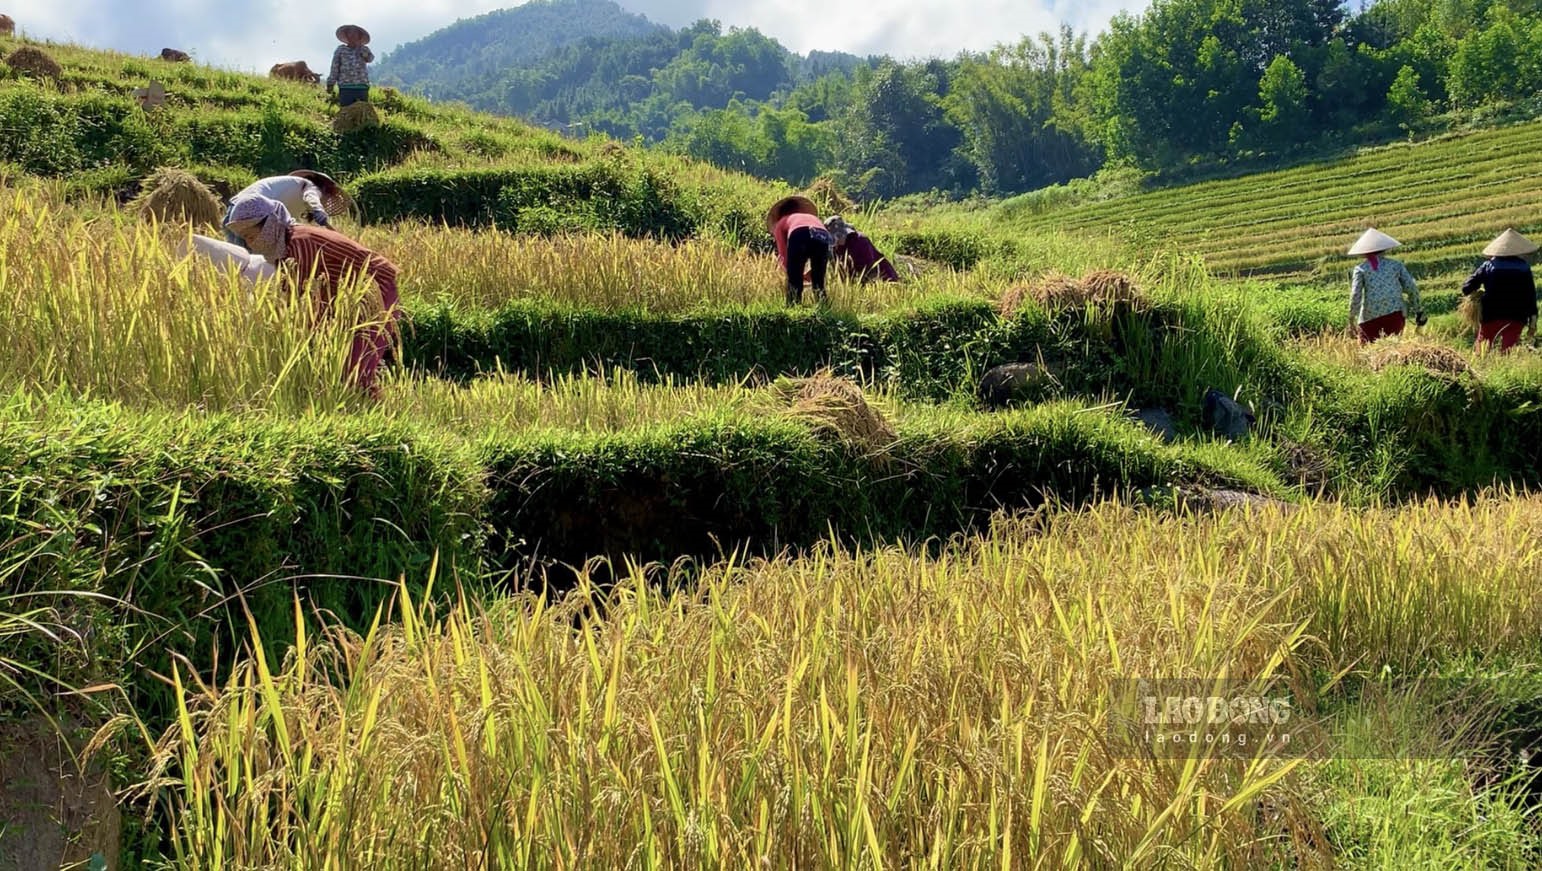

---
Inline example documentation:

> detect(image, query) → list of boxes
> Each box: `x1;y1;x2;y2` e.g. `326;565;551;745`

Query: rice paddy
1;35;1540;870
999;121;1542;289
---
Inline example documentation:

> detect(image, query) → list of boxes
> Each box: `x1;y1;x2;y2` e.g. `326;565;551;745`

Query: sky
8;0;1146;73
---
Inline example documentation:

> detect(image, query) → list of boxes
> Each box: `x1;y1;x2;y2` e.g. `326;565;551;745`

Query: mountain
375;0;665;100
378;1;874;142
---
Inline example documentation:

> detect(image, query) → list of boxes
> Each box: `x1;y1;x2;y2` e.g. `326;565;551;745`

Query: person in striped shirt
224;196;400;396
1346;227;1424;343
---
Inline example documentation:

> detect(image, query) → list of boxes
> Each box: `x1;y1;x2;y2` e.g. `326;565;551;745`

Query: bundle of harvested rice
998;285;1029;318
1082;270;1146;307
1458;293;1484;334
1026;271;1088;309
1364;339;1472;377
805;176;855;217
129;168;223;230
5;46;62;84
777;372;897;454
1027;269;1149;313
332;101;380;134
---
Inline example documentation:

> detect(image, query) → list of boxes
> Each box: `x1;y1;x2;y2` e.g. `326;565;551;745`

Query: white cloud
8;0;1146;72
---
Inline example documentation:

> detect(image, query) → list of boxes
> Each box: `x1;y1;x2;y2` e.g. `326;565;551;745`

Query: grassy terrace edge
2;396;1275;712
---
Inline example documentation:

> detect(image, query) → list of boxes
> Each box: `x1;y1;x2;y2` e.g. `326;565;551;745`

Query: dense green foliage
377;0;1542;199
375;0;666;98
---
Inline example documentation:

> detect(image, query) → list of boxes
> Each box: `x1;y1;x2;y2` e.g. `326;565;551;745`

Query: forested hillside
374;0;665;101
384;0;1542;202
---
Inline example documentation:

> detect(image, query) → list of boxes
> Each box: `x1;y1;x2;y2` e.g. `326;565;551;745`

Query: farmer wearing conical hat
1461;228;1538;353
767;195;834;305
224;170;349;247
1347;228;1423;344
224;196;400;397
328;24;374;107
826;215;900;284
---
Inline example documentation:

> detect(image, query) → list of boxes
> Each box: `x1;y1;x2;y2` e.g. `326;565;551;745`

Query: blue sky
10;0;1143;73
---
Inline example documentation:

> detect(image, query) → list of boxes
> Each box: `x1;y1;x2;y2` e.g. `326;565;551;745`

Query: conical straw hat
289;169;351;217
337;24;371;45
1347;228;1401;256
1483;228;1538;257
765;195;818;234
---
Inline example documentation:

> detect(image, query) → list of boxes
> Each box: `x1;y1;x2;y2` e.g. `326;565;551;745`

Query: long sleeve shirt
231;176;326;220
1349;257;1420;324
284;225;399;332
1461;257;1538;323
327;45;373;88
772;213;827;267
838;233;900;283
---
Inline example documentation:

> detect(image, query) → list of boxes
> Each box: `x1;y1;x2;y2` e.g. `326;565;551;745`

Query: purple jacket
839;233;900;283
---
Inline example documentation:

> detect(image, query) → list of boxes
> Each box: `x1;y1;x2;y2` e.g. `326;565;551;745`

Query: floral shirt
1349;257;1421;324
328;45;373;88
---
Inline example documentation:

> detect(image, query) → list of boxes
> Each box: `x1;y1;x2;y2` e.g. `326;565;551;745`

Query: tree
1385;64;1431;127
1256;54;1310;147
669;105;772;174
841;62;967;196
946;32;1098;194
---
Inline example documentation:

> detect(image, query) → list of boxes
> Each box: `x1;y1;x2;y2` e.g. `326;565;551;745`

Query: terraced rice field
1007;121;1542;287
5;37;1542;869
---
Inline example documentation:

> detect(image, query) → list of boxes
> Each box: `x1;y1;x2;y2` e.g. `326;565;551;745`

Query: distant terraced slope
1007;122;1542;285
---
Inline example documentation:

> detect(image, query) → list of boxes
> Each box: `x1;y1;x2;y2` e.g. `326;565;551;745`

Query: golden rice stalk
1457;293;1484;334
1027;270;1149;314
1082;269;1147;307
778;371;896;454
332;101;381;134
1026;271;1089;309
129;167;223;230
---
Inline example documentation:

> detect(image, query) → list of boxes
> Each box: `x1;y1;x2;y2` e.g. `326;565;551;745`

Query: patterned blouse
1349;257;1421;324
328;45;373;88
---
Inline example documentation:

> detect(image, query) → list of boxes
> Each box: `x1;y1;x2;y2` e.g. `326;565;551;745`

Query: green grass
0;34;783;235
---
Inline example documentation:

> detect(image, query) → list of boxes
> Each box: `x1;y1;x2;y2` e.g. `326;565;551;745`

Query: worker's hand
1415;311;1428;328
309;209;330;227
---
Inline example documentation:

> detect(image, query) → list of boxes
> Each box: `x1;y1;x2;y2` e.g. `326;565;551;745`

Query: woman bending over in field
825;216;900;284
767;195;833;305
1347;227;1424;344
1461;228;1538;353
224;170;349;248
224;196;400;396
